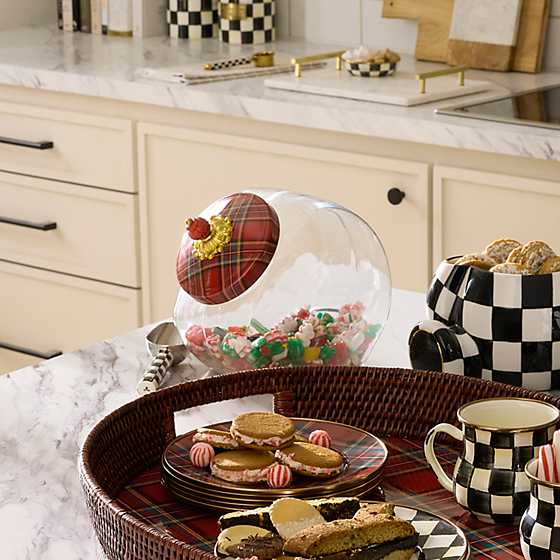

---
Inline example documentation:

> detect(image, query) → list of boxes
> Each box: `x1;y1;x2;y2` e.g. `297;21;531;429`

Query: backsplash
277;0;560;71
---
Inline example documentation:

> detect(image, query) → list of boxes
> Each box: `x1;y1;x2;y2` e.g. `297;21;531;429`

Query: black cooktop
437;85;560;131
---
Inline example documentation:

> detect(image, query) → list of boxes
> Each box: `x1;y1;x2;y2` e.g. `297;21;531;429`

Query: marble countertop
1;26;559;161
0;288;425;560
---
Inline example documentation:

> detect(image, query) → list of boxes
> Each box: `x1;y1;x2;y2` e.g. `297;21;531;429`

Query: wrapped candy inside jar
174;189;391;373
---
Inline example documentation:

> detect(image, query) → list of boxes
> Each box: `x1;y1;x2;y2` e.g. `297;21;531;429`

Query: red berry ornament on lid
267;464;293;488
187;217;211;240
189;442;215;468
309;429;332;448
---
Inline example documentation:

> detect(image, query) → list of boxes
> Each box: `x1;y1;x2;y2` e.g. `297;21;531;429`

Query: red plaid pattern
177;193;280;305
117;437;526;558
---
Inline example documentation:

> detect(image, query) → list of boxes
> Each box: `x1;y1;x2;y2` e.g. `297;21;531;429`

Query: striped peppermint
267;464;292;488
554;430;560;482
538;444;557;482
308;429;332;449
189;442;215;468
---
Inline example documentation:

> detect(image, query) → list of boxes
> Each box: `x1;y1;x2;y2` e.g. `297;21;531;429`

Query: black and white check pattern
426;259;560;390
394;505;468;560
168;0;218;39
520;465;560;559
453;425;555;524
219;0;275;44
409;320;482;376
345;60;397;78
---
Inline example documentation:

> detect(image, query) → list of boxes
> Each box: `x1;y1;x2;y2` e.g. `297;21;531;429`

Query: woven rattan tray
79;366;560;560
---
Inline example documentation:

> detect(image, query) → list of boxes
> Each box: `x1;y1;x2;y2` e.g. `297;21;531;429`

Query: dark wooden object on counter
80;366;560;560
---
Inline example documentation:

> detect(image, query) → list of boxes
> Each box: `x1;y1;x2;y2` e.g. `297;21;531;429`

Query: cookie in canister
539;256;560;274
507;241;555;274
490;262;529;275
485;238;522;264
455;253;496;270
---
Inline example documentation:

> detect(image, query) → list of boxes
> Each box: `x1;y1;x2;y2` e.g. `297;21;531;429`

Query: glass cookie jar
174;189;391;373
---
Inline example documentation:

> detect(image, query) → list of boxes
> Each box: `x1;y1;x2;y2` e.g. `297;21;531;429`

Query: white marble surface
0;288;426;560
0;26;559;161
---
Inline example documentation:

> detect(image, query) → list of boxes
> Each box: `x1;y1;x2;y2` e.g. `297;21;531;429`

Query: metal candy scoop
136;321;187;396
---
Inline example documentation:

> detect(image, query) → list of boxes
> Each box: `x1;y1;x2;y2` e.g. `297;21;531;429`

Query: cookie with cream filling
275;442;344;478
231;412;295;450
211;450;276;483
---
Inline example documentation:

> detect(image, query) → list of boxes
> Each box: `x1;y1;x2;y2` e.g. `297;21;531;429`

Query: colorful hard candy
308;429;332;448
190;442;215;468
287;337;304;364
303;346;321;363
221;333;251;359
267;464;293;488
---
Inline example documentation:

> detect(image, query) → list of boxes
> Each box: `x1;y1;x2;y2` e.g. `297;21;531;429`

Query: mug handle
424;423;463;493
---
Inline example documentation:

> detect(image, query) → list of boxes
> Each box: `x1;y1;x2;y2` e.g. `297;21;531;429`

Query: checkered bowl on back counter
167;0;218;39
411;257;560;391
344;60;398;78
520;458;560;560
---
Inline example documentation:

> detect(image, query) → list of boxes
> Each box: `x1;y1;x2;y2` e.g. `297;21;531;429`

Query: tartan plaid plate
163;419;388;499
117;437;527;558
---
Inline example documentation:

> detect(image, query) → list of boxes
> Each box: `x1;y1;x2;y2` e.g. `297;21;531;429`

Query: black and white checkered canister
167;0;218;39
219;0;275;44
415;258;560;391
454;424;555;524
520;458;560;560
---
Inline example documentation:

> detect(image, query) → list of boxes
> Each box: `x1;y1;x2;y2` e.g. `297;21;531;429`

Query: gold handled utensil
204;51;275;71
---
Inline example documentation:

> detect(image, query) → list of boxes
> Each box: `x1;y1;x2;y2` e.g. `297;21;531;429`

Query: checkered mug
425;398;559;524
520;457;560;559
409;257;560;391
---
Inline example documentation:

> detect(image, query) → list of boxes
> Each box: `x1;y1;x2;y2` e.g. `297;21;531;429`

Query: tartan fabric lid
176;192;280;305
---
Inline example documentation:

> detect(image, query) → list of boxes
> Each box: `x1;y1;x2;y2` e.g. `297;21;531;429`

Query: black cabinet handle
0;341;62;360
387;188;406;205
0;216;57;231
0;136;54;150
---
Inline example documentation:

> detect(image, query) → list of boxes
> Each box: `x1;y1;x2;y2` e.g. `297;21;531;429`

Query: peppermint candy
189;442;215;468
308;429;332;449
267;464;293;488
538;444;558;483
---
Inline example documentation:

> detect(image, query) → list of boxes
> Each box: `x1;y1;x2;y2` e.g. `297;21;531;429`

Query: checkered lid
176;192;280;305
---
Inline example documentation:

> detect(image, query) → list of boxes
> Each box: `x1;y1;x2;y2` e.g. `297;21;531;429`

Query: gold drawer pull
416;66;467;94
291;51;346;78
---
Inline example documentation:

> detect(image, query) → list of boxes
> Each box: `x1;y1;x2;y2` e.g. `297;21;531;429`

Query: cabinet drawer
434;166;560;266
0;261;141;375
0;173;139;286
0;102;134;192
138;125;430;321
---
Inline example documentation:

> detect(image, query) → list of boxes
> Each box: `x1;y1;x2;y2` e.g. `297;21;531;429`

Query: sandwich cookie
211;450;277;483
193;428;240;449
231;412;295;450
275;442;344;478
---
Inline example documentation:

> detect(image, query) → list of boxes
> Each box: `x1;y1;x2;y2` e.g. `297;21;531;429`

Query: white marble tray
266;68;492;107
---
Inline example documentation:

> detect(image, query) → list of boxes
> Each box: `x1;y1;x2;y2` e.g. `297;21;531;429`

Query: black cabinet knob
387;188;405;205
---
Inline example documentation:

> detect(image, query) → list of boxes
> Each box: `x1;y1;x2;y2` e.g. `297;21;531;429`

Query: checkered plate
163;418;387;498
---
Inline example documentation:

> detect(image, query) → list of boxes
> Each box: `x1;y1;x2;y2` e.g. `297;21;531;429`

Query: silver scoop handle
136;348;173;395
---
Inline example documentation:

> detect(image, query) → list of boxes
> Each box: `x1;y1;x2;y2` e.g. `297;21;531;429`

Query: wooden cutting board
447;0;523;71
513;0;550;73
381;0;454;63
381;0;549;73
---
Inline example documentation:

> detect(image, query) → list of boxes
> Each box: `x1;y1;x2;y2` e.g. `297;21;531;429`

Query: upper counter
1;26;560;161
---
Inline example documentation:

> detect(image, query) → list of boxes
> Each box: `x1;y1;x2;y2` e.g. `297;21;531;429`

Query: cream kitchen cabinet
433;166;560;266
0;260;141;375
138;124;431;322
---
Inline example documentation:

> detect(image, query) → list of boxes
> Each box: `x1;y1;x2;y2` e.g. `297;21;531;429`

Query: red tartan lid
176;192;280;305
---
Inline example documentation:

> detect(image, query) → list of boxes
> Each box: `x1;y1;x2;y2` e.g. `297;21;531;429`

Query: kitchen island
0;288;425;560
